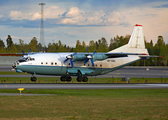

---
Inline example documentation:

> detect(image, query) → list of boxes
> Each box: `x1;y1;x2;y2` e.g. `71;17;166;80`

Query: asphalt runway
1;66;168;78
0;83;168;89
0;66;13;71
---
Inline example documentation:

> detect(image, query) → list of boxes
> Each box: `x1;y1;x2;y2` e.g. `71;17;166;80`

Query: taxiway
1;66;168;78
0;83;168;89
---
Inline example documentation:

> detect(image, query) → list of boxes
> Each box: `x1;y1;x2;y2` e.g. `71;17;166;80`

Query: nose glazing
12;61;17;68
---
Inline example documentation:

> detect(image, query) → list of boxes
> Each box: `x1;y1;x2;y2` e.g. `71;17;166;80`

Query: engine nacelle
73;54;86;61
93;54;107;61
70;53;107;62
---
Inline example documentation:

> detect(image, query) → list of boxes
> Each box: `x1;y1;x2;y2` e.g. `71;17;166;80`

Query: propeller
66;47;69;52
64;52;76;67
21;49;25;55
84;48;96;67
28;48;31;54
39;46;41;52
21;48;31;55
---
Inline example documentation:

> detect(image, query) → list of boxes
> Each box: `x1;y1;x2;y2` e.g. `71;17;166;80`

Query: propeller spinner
84;48;96;67
64;52;76;67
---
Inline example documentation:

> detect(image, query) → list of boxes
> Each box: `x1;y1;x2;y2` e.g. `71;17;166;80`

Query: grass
0;71;168;119
0;71;25;75
0;71;168;83
0;89;168;120
0;77;167;83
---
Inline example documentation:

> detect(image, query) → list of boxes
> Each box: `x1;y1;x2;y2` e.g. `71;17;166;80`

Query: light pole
39;3;45;51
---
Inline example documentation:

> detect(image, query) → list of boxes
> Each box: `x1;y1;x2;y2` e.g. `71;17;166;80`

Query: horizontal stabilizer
140;55;162;59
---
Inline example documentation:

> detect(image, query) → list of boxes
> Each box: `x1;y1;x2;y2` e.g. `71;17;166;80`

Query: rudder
128;24;145;49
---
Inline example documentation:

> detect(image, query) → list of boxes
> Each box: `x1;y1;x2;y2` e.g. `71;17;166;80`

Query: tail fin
109;24;148;54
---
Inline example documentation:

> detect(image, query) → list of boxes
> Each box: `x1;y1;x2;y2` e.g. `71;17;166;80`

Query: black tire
66;76;72;82
60;76;66;82
31;77;37;82
77;76;83;82
83;76;88;82
31;77;33;81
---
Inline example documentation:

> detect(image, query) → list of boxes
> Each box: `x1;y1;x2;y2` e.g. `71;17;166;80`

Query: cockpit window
18;57;27;62
30;58;35;61
18;56;35;62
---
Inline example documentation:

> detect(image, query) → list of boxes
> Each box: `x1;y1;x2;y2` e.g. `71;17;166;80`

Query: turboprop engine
64;51;108;67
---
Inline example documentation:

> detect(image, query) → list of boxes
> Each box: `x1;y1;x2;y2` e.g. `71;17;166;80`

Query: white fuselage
12;24;149;78
13;52;141;76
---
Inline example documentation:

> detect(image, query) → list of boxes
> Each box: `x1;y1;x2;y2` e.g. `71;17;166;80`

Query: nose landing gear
31;73;37;82
31;76;37;82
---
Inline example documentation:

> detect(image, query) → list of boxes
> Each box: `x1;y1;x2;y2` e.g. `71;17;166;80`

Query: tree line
0;35;167;66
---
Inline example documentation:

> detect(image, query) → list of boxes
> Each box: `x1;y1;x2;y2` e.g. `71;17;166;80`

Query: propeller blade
28;48;31;54
22;49;24;54
72;52;77;56
90;59;94;67
67;47;69;52
86;47;89;53
70;59;74;67
64;59;69;63
39;46;41;52
93;50;96;55
84;59;89;64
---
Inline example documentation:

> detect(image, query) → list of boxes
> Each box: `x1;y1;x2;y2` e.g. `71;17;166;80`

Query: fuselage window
41;62;43;64
88;64;90;66
51;62;53;65
100;64;102;67
46;62;48;65
55;62;57;65
95;64;97;67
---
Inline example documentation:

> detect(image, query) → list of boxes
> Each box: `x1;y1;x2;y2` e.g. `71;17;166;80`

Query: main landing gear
77;76;88;82
60;76;88;82
30;75;88;82
60;76;72;82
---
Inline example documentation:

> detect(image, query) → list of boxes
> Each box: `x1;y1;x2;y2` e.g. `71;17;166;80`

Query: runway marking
146;84;168;87
111;73;120;74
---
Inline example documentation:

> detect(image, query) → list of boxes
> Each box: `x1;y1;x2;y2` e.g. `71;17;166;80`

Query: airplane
12;24;153;82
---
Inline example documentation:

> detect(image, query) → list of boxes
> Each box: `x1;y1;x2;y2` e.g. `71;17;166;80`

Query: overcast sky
0;0;168;47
